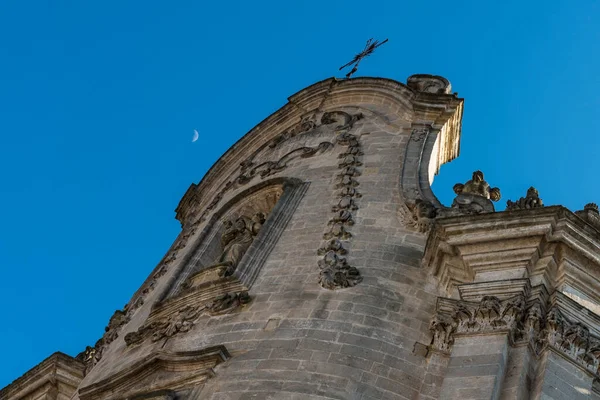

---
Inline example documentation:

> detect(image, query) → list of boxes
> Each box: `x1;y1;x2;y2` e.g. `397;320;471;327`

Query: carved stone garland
318;112;364;290
430;296;600;377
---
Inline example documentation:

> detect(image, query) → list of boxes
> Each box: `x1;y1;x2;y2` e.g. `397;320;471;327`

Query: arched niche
160;177;309;305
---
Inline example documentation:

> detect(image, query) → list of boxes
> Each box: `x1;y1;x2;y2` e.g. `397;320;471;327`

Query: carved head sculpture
234;217;247;231
252;212;266;224
472;170;484;183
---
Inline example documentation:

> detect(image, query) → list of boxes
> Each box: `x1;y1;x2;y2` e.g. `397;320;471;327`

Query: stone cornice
78;346;229;400
424;206;600;301
0;352;85;400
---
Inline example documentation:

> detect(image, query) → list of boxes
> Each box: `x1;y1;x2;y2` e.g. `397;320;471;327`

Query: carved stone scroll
183;115;342;229
124;291;250;346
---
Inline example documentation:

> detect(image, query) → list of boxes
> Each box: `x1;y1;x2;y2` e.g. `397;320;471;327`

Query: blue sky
1;0;599;387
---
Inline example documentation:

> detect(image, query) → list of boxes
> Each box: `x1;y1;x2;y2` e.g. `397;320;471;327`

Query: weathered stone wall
179;112;435;399
66;76;462;400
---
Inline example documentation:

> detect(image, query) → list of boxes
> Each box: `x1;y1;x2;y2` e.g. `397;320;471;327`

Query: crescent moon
192;129;199;142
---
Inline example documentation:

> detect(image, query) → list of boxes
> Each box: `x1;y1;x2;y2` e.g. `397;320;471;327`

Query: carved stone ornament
237;142;334;185
406;74;452;95
317;111;364;290
124;291;251;346
506;186;544;210
534;307;600;375
268;114;317;149
182;110;361;229
398;198;437;233
575;202;600;230
76;309;130;373
449;170;500;215
77;346;229;400
429;295;526;353
430;296;600;377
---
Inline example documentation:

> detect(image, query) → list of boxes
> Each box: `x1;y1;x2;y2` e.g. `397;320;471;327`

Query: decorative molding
430;290;600;378
407;74;452;95
181;113;346;230
76;309;130;374
317;111;364;290
423;205;600;296
0;352;85;400
237;142;333;185
125;291;250;346
78;346;229;400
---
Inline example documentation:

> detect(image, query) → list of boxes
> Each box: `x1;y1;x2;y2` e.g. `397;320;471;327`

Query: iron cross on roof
339;38;388;79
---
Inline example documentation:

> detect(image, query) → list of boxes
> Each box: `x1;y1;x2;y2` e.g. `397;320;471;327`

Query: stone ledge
78;346;229;400
423;206;600;303
0;352;85;400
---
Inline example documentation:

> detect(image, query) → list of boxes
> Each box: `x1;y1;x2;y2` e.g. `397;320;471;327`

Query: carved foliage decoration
429;295;526;353
124;291;250;346
76;309;130;373
430;297;600;377
317;111;364;290
535;307;600;375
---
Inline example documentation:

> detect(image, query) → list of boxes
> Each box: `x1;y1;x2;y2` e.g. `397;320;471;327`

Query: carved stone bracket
317;111;364;290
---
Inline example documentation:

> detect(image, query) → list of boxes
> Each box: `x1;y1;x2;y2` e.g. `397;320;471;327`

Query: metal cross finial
339;38;388;79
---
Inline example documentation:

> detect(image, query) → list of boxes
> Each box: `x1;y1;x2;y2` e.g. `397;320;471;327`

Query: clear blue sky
1;0;599;387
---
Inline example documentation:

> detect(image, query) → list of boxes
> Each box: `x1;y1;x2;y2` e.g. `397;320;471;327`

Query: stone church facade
4;74;600;400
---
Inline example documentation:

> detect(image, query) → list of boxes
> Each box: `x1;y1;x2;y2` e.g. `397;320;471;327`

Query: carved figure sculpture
451;171;500;214
216;213;266;277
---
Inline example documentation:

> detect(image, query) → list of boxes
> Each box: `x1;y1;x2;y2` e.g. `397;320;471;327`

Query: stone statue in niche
214;212;266;277
450;170;501;214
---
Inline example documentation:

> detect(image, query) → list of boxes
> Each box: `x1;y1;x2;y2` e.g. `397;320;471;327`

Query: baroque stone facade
4;74;600;400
